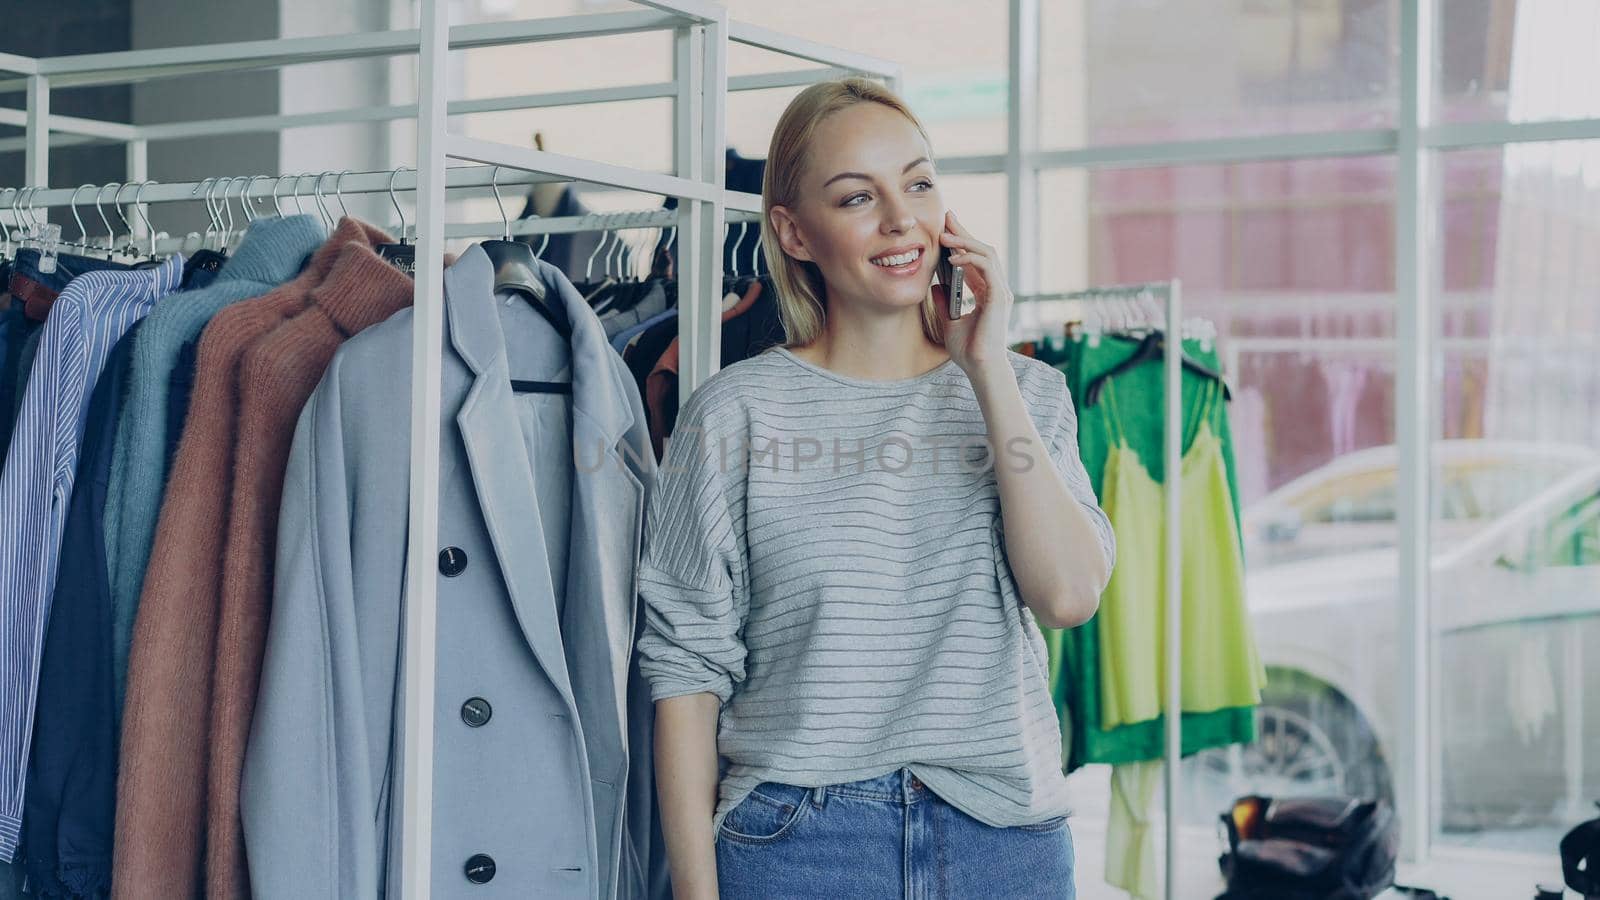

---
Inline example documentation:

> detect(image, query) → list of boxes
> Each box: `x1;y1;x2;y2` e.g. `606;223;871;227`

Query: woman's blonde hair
760;77;947;349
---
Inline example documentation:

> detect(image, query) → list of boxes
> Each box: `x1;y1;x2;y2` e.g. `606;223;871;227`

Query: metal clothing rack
1021;279;1188;898
1;176;765;261
0;4;898;897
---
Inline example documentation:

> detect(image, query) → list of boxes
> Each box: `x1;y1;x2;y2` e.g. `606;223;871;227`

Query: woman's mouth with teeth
871;248;922;267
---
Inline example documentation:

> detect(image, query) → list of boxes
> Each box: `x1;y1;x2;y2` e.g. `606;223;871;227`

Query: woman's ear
767;205;814;263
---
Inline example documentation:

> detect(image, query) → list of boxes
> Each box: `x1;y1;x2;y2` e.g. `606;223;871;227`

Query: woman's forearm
653;693;723;900
971;363;1110;629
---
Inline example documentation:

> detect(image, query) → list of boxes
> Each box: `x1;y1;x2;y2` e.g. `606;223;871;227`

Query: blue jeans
715;768;1076;899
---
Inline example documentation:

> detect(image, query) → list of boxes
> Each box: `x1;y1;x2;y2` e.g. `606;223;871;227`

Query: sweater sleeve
1045;366;1117;580
634;388;748;705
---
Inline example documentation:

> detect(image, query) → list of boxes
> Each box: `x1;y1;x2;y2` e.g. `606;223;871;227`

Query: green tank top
1026;333;1261;769
1095;378;1266;730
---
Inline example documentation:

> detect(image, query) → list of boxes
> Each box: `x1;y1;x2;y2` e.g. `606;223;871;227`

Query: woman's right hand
653;693;725;899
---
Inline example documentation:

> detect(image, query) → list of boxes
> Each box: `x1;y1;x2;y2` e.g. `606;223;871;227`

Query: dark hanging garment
23;319;145;900
653;148;766;277
515;186;633;282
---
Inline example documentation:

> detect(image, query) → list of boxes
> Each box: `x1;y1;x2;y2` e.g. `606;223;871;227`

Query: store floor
1069;817;1569;899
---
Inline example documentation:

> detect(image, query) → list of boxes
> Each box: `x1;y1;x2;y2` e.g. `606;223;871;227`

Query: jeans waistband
814;767;932;806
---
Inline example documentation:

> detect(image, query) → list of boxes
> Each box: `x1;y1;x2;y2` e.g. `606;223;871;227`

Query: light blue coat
243;245;664;899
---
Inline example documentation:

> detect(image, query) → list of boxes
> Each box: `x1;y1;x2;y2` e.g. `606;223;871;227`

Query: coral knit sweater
205;241;415;900
112;218;393;900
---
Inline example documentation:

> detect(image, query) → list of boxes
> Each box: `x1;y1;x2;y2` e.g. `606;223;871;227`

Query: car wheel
1182;667;1394;824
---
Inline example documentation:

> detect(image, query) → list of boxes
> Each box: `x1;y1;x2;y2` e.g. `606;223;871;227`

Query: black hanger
376;167;417;275
1083;331;1231;407
486;168;568;395
485;167;567;343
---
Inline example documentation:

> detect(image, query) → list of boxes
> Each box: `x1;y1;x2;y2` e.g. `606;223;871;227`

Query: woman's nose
880;196;915;234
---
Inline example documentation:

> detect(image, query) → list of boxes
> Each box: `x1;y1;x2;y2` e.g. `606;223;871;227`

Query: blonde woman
635;77;1115;899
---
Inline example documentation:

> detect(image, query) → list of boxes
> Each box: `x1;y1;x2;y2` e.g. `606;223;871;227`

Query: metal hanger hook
291;173;308;216
387;166;409;243
215;176;237;246
111;182;137;253
134;181;157;257
270;174;288;217
312;171;333;227
95;183;121;252
490;166;511;241
244;174;268;222
70;184;93;248
191;177;216;239
333;170;350;218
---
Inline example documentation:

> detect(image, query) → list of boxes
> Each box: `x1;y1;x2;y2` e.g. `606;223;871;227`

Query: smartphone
938;245;972;319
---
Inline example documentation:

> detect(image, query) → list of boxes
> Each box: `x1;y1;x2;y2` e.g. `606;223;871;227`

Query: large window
1431;141;1600;855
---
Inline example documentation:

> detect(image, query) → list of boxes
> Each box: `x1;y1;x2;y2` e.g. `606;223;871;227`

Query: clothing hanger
593;212;662;318
649;222;675;280
129;181;168;269
376;166;417;273
69;184;95;255
576;215;619;304
1083;330;1231;407
93;182;126;260
111;182;141;260
179;177;229;285
483;166;569;346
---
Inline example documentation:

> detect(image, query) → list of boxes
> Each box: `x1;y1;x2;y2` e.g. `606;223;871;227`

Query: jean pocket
718;782;814;845
1016;814;1069;833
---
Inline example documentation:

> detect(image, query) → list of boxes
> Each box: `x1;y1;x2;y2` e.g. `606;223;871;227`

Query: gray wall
2;0;398;236
131;0;281;235
0;0;132;230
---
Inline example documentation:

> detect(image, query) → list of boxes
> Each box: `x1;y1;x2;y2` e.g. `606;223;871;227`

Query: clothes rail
1027;280;1186;900
13;205;762;258
0;166;764;212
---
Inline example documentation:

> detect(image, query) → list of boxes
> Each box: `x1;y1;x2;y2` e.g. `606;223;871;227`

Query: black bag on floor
1562;803;1600;898
1216;795;1398;900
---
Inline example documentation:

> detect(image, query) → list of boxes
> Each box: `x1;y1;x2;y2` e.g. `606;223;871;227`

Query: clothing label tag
38;223;61;274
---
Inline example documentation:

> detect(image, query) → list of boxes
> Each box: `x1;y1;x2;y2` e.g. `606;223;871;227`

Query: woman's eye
911;179;934;191
842;193;869;207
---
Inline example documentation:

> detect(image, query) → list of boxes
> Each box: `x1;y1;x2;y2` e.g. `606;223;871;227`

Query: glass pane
1035;157;1397;897
1433;143;1600;853
1437;0;1600;125
1042;0;1397;150
720;0;1010;157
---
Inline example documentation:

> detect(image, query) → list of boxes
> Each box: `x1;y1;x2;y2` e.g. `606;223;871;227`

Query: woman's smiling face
769;102;945;315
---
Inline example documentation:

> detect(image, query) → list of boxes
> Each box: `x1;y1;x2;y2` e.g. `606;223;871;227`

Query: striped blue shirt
0;254;181;859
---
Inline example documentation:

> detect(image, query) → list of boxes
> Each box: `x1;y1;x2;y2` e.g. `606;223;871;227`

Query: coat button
464;853;496;884
461;697;492;728
439;547;468;577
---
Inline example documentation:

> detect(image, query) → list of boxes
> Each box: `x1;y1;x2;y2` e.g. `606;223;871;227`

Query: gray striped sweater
634;345;1116;837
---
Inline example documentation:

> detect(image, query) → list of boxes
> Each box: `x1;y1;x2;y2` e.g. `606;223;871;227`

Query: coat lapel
443;246;644;779
446;248;576;707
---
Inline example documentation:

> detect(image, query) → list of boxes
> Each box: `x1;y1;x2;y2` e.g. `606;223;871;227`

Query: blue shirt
0;254;182;860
